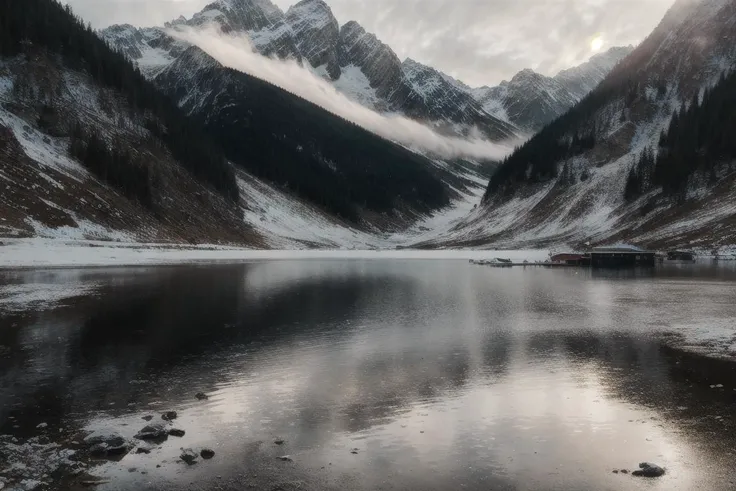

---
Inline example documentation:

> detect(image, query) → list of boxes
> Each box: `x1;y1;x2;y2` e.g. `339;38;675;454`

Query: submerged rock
195;392;208;400
200;448;215;459
180;448;198;465
277;455;292;462
161;411;178;421
135;423;168;440
274;439;285;445
632;462;665;477
84;432;129;457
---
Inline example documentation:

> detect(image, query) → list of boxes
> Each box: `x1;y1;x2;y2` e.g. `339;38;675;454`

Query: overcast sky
64;0;675;86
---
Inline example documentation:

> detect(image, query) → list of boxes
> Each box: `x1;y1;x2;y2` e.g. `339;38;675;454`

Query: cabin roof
591;243;649;254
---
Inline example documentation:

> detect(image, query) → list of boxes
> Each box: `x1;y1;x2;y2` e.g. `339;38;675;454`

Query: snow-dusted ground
0;435;82;491
0;238;549;269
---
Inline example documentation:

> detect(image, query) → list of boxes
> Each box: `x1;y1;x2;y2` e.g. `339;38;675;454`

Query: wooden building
549;253;590;266
590;244;656;268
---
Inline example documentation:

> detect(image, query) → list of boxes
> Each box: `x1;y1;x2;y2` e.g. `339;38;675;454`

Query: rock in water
135;423;168;440
277;455;292;462
200;448;215;459
195;392;208;400
180;448;198;465
632;462;665;477
274;439;285;445
161;411;178;421
168;428;186;437
85;432;130;457
141;415;154;421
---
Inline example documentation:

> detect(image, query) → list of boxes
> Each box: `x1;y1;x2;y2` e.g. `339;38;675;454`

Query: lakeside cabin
549;253;590;266
590;244;656;268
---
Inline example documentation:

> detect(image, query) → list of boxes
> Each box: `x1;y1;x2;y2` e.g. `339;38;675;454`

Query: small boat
495;258;512;264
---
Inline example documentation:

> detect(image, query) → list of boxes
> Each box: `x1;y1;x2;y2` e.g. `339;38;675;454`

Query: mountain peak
286;0;338;28
286;0;341;78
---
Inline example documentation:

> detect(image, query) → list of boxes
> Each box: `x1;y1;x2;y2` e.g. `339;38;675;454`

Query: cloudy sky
64;0;675;86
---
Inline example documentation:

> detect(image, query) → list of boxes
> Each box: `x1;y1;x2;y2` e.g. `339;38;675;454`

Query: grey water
2;260;736;490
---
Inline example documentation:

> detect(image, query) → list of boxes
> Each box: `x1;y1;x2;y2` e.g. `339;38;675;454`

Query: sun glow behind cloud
590;34;604;52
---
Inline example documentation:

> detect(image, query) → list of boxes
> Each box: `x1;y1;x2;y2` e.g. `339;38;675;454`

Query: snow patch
26;217;135;242
0;282;100;312
332;64;379;109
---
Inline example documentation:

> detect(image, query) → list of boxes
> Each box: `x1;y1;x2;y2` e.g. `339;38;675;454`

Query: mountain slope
429;0;736;250
155;45;453;223
0;0;462;247
0;0;264;244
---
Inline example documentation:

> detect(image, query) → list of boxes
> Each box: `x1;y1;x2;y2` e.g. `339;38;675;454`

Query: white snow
0;238;549;269
331;64;380;109
248;22;294;52
0;108;85;177
238;174;377;249
25;216;134;242
135;46;177;77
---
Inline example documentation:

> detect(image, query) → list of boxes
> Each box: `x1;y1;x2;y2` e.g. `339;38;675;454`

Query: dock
469;260;579;268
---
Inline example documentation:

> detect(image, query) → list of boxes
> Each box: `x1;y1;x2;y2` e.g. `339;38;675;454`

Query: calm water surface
2;260;736;490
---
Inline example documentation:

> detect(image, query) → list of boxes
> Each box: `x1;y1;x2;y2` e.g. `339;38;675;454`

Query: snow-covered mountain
423;0;736;250
471;47;633;132
102;0;633;140
100;0;519;141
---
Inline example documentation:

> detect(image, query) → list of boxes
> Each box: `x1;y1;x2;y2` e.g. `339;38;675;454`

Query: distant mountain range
420;0;736;250
100;0;631;137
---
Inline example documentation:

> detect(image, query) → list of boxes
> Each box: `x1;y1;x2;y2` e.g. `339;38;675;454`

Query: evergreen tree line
624;70;736;201
162;61;451;222
69;123;153;207
484;86;615;199
0;0;238;202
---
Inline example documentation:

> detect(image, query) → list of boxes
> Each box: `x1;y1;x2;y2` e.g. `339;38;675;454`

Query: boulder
180;448;198;465
135;423;169;440
200;448;215;459
168;428;186;437
161;411;177;421
85;432;130;457
632;462;665;477
195;392;209;400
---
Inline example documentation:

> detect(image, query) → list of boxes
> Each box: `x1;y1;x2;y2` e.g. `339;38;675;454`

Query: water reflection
1;262;736;490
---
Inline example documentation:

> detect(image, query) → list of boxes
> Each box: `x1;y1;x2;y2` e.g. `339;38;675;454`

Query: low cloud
170;27;517;161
